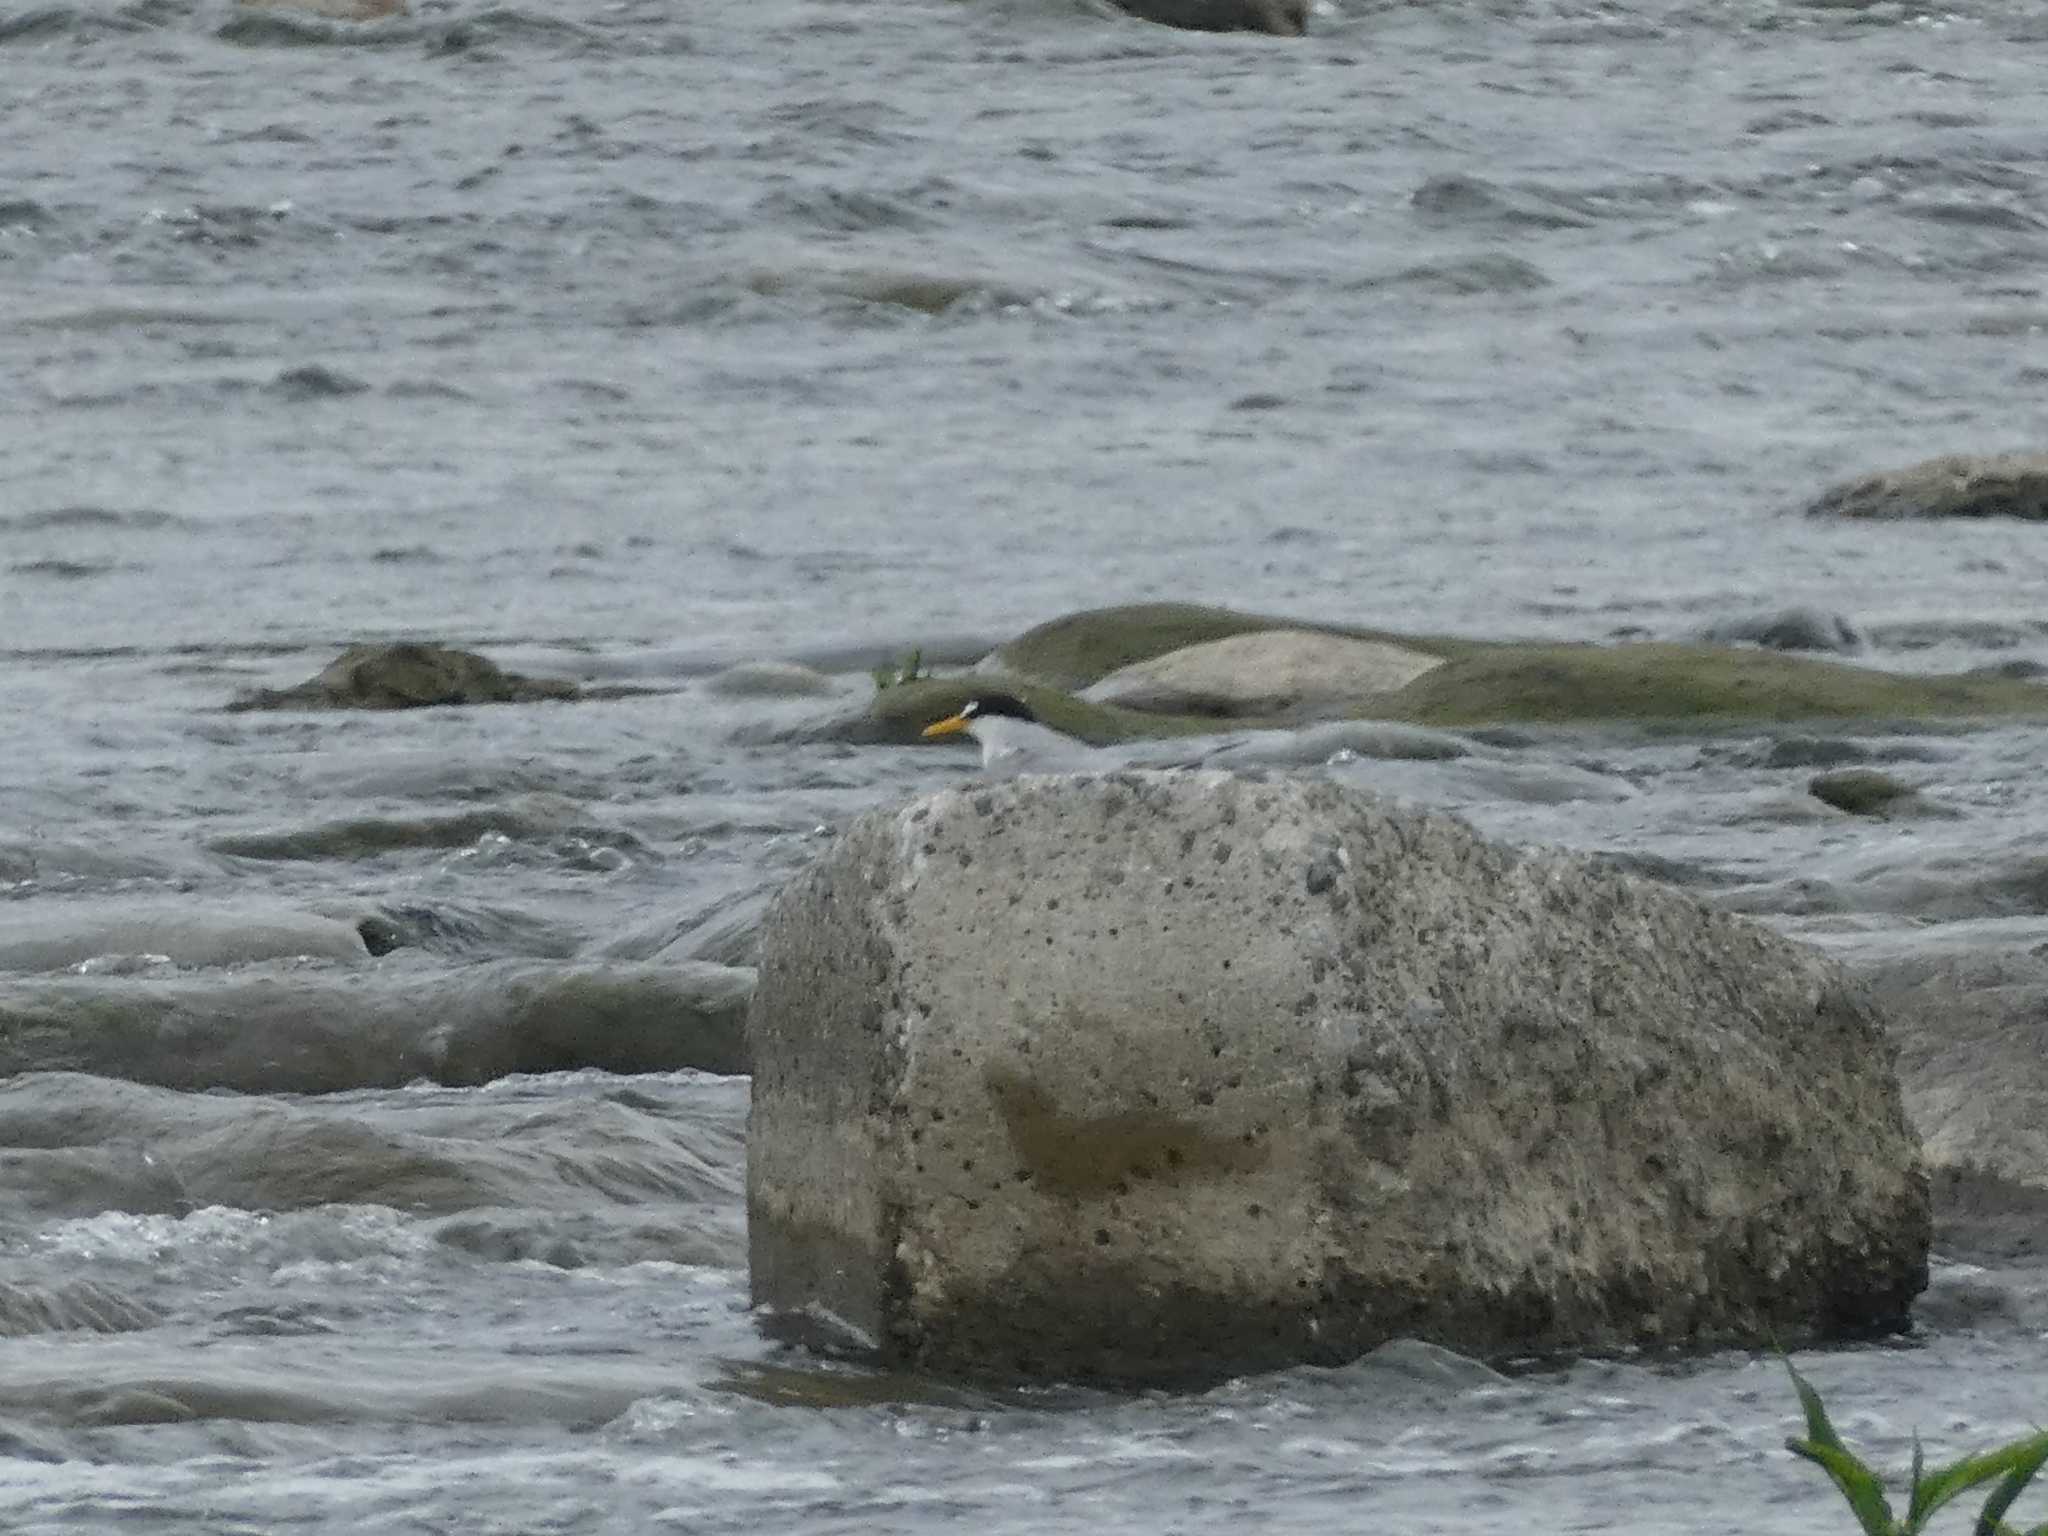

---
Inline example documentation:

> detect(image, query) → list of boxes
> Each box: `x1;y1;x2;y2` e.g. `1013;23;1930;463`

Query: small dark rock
1698;606;1863;655
355;914;407;957
1809;768;1918;818
228;642;579;712
268;364;371;400
1108;0;1306;34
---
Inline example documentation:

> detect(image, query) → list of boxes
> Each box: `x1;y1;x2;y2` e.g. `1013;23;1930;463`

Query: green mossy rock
1374;643;2048;728
988;603;1468;691
848;615;2048;745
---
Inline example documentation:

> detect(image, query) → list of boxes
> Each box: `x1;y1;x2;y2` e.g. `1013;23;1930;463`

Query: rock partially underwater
1808;768;1952;821
1696;606;1865;656
0;960;754;1093
229;643;578;711
235;0;405;17
747;772;1928;1385
1803;452;2048;521
0;904;371;973
1106;0;1308;35
829;604;2048;748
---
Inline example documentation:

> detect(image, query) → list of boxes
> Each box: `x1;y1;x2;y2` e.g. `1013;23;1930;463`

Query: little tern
920;694;1105;777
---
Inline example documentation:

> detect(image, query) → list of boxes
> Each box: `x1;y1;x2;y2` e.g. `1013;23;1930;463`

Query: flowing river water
6;0;2048;1527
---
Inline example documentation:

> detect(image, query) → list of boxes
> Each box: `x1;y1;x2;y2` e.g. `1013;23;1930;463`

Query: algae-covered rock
1083;630;1444;718
1803;453;2048;521
833;613;2048;746
985;603;1463;692
229;643;578;712
1377;643;2048;728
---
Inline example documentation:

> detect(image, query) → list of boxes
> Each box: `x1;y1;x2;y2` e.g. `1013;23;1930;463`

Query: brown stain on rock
983;1064;1266;1197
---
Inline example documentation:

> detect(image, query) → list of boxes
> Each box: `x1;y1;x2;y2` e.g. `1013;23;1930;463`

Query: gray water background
7;0;2048;1527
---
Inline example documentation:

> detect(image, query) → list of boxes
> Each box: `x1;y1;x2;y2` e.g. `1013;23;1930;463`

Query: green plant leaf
1972;1431;2048;1536
1789;1436;1898;1536
1788;1359;1858;1458
1892;1430;2048;1531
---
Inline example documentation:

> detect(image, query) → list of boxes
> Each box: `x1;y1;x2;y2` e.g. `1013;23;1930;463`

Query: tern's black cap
963;694;1037;722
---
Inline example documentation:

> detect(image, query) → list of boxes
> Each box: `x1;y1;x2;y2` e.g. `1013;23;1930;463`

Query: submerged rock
1809;768;1946;819
704;661;840;699
1197;719;1472;768
1083;630;1443;718
745;267;1046;315
0;960;754;1093
748;772;1928;1385
228;643;578;712
1803;453;2048;521
235;0;405;18
1697;606;1864;655
1107;0;1307;33
0;904;370;973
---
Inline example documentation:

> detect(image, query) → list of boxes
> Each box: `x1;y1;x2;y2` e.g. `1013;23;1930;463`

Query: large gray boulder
747;772;1927;1385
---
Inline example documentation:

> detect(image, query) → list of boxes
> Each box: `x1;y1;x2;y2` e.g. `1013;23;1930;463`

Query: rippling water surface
6;0;2048;1527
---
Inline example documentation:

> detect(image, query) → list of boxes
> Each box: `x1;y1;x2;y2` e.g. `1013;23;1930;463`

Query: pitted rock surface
747;771;1928;1384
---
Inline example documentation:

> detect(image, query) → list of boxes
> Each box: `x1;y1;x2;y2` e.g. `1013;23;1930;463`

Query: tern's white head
920;693;1101;777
